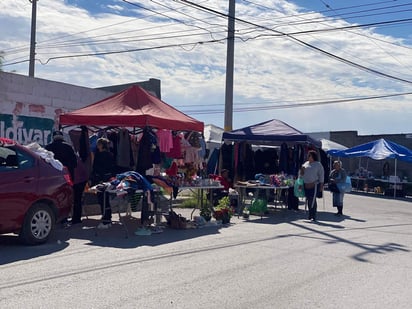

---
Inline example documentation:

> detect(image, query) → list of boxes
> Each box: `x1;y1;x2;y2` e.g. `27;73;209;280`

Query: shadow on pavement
0;234;69;265
0;216;229;265
1;203;409;265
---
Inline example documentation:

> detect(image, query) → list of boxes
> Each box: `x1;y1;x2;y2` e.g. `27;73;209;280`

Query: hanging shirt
156;129;173;153
166;135;182;159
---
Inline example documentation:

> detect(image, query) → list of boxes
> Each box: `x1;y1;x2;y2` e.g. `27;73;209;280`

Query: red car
0;138;73;245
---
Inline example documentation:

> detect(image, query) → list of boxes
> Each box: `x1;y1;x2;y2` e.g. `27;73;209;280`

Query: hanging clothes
136;128;157;175
117;128;133;169
279;142;289;173
156;129;173;153
165;134;183;159
292;144;305;176
198;136;207;160
220;143;234;173
207;148;220;175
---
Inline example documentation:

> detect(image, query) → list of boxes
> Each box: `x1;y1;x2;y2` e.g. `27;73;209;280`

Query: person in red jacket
209;169;233;205
213;169;232;191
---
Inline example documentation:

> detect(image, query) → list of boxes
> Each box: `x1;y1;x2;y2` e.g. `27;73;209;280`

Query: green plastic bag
294;177;305;198
249;198;268;213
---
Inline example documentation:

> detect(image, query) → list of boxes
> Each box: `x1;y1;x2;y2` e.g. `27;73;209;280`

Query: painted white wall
0;71;111;145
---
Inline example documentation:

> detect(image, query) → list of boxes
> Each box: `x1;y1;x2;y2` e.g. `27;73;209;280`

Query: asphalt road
1;192;412;309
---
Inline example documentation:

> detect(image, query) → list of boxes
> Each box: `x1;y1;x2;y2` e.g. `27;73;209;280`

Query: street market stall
221;119;323;212
331;138;412;198
59;85;208;231
60;85;203;132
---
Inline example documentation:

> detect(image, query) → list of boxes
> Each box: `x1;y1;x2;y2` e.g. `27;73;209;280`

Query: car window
0;147;15;169
17;151;35;169
0;147;14;160
0;147;34;171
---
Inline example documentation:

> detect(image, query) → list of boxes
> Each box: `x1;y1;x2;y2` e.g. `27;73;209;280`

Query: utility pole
29;0;37;77
224;0;235;132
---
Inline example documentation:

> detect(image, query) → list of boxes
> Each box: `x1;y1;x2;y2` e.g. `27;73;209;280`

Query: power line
39;38;226;65
316;1;412;75
3;0;412;87
4;9;410;56
180;91;412;115
238;0;412;75
121;0;222;39
177;0;412;85
4;13;412;84
4;1;410;56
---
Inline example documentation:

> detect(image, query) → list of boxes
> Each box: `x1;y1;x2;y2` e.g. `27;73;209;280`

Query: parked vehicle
0;138;73;245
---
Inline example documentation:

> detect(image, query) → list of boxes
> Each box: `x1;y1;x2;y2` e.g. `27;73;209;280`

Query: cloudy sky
1;0;412;135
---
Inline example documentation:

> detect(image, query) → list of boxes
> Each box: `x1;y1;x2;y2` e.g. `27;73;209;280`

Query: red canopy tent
59;85;204;132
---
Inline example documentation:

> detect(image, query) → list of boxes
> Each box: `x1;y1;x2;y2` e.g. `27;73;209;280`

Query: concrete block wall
0;71;112;145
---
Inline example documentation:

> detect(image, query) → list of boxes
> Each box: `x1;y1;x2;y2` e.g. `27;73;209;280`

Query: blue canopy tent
221;119;322;180
330;138;412;197
329;138;412;161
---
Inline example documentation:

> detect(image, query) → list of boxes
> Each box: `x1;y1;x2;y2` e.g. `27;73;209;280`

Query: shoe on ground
134;228;152;236
150;226;164;234
70;219;82;224
97;222;112;229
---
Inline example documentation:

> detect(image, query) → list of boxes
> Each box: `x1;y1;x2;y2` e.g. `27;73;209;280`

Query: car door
0;145;38;233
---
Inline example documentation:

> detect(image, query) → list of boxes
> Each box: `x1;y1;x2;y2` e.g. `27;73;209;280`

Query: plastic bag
337;176;352;193
249;198;268;213
294;178;305;198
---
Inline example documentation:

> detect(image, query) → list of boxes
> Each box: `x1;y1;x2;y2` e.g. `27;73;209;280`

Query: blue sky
291;0;412;38
1;0;412;135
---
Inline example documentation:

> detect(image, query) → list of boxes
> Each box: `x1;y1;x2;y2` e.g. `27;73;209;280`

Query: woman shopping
329;160;347;216
301;150;324;222
91;137;116;229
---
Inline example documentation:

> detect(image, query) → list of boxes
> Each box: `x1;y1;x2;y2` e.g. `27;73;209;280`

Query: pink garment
156;129;173;153
184;147;199;163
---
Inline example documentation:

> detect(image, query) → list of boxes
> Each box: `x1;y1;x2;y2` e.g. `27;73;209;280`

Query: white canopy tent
320;138;348;152
320;138;348;172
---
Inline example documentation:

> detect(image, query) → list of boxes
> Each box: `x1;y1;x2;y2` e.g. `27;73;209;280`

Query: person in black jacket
45;131;77;181
91;137;116;229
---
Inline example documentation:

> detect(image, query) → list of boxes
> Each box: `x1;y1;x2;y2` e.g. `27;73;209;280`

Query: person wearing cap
45;130;77;181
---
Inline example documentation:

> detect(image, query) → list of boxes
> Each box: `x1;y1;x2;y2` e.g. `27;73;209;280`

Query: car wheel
19;203;55;245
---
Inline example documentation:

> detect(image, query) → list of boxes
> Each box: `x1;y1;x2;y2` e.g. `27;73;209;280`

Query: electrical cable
180;91;412;115
177;0;412;84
